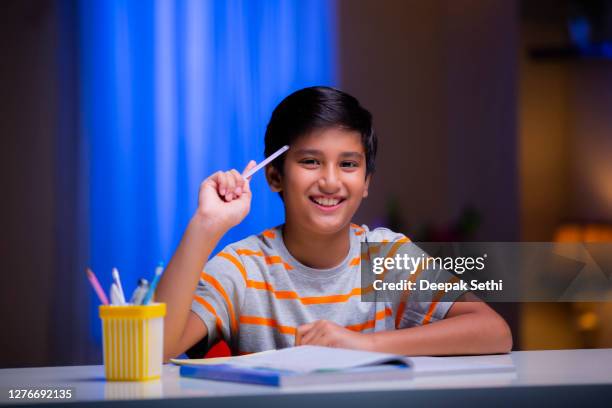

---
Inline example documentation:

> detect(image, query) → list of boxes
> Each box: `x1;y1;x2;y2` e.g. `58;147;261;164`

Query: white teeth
313;197;340;206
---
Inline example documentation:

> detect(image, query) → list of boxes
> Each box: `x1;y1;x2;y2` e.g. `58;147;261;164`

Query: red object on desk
204;340;231;357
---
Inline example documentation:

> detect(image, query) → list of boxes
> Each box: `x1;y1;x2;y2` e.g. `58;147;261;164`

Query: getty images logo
372;253;488;275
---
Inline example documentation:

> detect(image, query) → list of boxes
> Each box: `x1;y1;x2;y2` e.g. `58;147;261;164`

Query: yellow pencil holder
99;303;166;381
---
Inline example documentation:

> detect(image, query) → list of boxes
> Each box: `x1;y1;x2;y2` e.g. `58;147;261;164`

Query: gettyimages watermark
360;242;612;302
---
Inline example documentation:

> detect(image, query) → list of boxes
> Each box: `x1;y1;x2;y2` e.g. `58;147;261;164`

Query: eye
340;161;359;169
299;158;320;168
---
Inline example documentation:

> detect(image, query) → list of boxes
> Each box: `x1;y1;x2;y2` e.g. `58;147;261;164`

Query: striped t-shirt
190;224;456;355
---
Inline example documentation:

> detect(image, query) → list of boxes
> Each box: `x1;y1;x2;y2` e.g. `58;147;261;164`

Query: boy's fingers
242;177;251;194
225;171;236;192
241;161;256;194
300;328;321;346
295;326;305;346
216;171;228;196
224;171;236;200
232;169;244;184
299;323;322;345
242;160;257;179
306;330;328;347
204;172;220;191
243;160;257;172
230;169;244;195
295;322;315;346
302;320;335;345
300;330;315;345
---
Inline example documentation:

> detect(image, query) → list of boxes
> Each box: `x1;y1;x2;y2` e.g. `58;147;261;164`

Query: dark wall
338;0;520;242
0;0;90;368
0;0;59;367
337;0;521;346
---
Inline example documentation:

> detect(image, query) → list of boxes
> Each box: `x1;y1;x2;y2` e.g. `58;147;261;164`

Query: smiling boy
157;87;512;360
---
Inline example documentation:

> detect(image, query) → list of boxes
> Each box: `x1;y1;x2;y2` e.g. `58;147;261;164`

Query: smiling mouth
309;196;345;208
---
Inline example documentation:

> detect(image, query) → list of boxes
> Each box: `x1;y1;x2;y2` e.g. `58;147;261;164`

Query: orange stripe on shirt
246;280;299;300
200;272;238;334
233;249;293;271
273;290;301;300
240;316;296;335
218;252;248;282
394;263;427;328
265;256;294;270
262;229;276;239
246;280;298;300
351;224;365;235
362;237;410;296
246;279;361;304
246;279;274;291
301;288;362;305
422;276;461;325
386;237;409;254
193;294;224;337
235;249;264;256
346;307;393;331
367;245;381;254
349;256;361;266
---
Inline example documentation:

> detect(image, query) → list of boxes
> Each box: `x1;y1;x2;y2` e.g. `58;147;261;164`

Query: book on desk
172;345;514;387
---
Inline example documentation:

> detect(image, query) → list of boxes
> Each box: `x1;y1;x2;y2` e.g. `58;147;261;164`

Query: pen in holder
99;303;166;381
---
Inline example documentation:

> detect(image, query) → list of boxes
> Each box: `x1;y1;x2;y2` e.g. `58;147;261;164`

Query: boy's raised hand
195;160;257;232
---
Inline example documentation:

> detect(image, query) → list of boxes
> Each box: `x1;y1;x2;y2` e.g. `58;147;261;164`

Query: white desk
1;349;611;407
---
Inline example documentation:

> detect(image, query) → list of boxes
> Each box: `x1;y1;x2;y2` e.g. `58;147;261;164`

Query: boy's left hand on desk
295;320;374;351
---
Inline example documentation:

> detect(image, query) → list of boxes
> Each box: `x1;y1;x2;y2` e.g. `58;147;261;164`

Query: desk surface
1;349;611;407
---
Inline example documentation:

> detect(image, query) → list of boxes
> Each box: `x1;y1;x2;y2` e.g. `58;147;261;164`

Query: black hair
264;86;377;176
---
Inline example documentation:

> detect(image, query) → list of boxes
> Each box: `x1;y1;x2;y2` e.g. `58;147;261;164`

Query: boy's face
266;127;370;236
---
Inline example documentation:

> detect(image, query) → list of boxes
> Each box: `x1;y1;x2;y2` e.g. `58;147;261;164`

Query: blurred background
1;0;611;368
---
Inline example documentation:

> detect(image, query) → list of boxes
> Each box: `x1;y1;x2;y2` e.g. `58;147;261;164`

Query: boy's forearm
368;308;512;356
156;214;226;357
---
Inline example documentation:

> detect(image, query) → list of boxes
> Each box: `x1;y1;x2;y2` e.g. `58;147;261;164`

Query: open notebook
172;346;514;387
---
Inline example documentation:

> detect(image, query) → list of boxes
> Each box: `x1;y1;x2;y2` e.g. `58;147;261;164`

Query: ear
265;165;283;192
362;174;371;198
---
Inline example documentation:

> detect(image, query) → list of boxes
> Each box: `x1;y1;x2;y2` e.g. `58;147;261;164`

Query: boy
157;87;512;360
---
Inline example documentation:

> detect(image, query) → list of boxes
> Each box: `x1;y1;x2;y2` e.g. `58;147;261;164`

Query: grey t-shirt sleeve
396;243;466;328
364;228;465;329
190;246;247;350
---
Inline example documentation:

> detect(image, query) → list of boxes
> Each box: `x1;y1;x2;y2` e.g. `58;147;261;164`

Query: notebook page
229;346;411;373
170;349;276;366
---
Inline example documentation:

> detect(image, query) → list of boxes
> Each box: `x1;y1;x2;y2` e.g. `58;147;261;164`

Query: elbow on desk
490;313;513;354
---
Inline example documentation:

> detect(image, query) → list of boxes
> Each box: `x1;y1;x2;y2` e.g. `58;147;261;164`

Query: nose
318;165;341;193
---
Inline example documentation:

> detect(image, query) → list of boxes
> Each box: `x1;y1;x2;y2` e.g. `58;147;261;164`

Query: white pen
130;278;149;305
112;268;126;304
110;283;122;305
243;145;289;179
